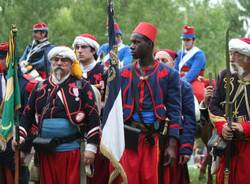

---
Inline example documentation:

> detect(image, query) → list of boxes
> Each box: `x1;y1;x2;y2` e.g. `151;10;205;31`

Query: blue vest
120;62;181;124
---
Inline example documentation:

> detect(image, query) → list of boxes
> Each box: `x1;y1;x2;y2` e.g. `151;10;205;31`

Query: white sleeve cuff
85;143;97;154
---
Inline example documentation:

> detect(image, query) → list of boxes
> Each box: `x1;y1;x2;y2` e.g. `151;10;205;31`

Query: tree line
0;0;248;76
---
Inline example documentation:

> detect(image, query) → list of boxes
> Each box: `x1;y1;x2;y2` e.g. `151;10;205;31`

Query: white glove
29;69;43;81
20;60;32;74
19;60;29;68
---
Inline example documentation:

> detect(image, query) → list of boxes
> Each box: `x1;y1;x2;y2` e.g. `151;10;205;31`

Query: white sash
179;46;200;72
26;40;50;62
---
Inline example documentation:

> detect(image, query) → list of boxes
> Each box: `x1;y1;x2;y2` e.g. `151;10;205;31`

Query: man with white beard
209;38;250;184
13;46;100;184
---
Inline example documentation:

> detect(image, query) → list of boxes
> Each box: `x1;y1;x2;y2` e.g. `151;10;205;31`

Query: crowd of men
0;20;249;184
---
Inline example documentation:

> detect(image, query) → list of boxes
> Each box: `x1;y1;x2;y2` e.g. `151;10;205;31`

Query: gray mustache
55;67;63;71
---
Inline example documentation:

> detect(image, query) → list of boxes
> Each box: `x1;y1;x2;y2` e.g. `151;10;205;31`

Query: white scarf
81;60;96;78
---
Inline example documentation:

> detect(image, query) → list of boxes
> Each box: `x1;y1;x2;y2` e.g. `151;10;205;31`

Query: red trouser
0;164;14;184
165;156;189;184
40;150;80;184
113;134;172;184
87;151;109;184
192;79;205;103
216;141;250;184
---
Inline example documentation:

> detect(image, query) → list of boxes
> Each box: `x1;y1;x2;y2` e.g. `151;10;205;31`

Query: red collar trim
134;60;159;77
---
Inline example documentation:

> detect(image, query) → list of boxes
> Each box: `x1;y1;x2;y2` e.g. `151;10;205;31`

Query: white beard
230;63;237;74
230;62;245;77
54;68;63;81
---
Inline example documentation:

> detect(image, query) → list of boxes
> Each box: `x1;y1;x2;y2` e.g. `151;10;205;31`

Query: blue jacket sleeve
120;46;132;66
174;50;182;71
182;51;206;82
97;43;109;57
19;45;30;62
179;81;196;155
165;69;182;140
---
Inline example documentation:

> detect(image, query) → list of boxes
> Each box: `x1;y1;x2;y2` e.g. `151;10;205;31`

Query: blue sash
132;111;156;124
41;118;80;152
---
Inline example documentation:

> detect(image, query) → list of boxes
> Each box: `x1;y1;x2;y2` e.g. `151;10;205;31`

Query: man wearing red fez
19;22;54;109
73;33;109;184
209;38;250;184
175;25;206;103
98;22;132;68
155;49;196;184
73;33;105;91
114;22;181;184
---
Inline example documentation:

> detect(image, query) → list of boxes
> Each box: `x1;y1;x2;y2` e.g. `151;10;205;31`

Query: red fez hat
181;25;195;39
80;33;97;41
73;33;100;52
163;49;177;60
0;42;9;58
229;38;250;57
114;23;123;35
0;42;9;51
240;38;250;44
33;22;48;31
133;22;157;42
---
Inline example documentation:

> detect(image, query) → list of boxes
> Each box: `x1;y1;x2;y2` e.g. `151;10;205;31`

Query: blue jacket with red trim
175;48;206;83
179;80;196;155
120;61;182;139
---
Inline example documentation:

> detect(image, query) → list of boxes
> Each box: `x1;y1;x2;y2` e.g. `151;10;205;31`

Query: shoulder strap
131;64;145;124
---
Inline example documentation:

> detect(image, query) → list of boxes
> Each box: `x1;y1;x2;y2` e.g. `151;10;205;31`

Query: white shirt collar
81;59;97;78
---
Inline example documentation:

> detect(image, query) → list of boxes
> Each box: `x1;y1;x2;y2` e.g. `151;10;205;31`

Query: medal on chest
73;87;80;101
75;111;85;122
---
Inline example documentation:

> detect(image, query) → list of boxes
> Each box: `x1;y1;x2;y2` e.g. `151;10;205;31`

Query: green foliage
0;0;246;76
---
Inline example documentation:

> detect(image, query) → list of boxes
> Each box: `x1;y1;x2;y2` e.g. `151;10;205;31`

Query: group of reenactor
0;19;249;184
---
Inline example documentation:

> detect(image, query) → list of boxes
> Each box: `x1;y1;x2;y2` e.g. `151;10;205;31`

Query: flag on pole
108;0;116;49
0;26;21;146
100;0;127;183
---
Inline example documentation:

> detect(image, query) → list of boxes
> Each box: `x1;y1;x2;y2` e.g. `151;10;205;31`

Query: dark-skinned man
114;22;181;184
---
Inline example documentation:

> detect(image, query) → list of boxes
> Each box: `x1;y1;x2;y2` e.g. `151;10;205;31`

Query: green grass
189;167;215;184
28;164;210;184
